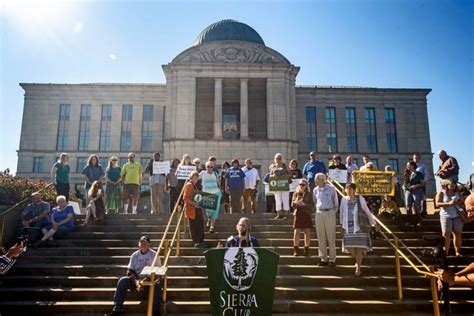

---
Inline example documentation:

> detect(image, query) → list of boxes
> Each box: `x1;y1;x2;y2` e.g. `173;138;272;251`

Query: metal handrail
328;178;440;316
143;181;188;316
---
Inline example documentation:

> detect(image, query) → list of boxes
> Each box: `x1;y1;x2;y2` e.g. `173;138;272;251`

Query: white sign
264;183;274;196
289;178;303;192
68;201;82;215
153;161;170;175
328;169;348;184
176;165;197;180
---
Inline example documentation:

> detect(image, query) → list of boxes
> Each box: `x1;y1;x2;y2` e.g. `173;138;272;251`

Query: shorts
123;184;140;200
440;216;463;234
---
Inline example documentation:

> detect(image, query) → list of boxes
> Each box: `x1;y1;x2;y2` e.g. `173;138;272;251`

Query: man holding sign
144;153;169;214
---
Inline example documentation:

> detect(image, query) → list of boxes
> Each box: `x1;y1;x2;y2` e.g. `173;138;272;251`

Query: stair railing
141;180;188;316
327;178;440;316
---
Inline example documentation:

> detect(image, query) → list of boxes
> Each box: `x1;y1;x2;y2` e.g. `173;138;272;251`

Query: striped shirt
312;184;339;210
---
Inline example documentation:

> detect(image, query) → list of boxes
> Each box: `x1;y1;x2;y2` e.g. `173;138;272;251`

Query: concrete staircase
0;212;473;315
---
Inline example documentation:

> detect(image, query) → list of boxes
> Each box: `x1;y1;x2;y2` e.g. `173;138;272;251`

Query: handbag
356;196;372;233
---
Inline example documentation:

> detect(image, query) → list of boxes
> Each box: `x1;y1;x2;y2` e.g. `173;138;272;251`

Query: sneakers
317;261;328;266
111;305;125;315
355;264;362;277
209;226;215;234
328;262;336;268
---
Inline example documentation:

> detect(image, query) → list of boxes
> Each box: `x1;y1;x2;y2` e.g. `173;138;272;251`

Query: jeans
405;188;424;215
113;276;162;310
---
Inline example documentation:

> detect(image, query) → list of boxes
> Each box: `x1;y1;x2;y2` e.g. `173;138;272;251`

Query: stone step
1;298;472;315
3;285;471;301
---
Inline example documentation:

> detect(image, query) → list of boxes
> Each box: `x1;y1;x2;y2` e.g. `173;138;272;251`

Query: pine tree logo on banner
223;247;259;291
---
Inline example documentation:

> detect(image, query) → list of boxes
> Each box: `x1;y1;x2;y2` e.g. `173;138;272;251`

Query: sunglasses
276;157;282;160
206;166;213;169
299;183;307;187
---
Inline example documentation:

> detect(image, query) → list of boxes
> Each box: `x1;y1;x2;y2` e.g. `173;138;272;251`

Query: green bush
0;172;79;206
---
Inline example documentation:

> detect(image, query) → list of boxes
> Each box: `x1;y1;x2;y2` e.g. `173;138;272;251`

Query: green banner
192;191;221;211
205;248;280;316
269;176;290;192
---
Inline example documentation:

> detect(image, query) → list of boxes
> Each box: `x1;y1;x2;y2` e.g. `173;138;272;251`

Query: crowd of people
7;147;474;315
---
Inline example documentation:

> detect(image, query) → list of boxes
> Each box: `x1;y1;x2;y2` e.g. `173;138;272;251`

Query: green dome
194;19;265;46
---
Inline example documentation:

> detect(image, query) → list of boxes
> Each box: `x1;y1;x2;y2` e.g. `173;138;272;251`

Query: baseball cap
139;235;151;243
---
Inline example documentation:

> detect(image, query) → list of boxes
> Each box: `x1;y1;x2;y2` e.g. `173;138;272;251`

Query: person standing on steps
312;173;338;267
303;151;327;192
51;153;71;201
225;159;246;214
111;235;161;315
145;152;167;214
183;171;207;248
241;158;260;214
339;183;376;276
269;153;291;220
121;153;143;214
291;179;314;257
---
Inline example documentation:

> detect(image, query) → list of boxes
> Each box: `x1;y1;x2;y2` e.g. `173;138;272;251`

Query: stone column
240;78;249;139
214;78;223;139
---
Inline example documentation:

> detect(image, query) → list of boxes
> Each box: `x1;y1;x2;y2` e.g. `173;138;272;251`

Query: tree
232;248;248;289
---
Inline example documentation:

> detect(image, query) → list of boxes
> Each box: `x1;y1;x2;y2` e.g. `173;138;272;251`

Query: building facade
16;19;434;195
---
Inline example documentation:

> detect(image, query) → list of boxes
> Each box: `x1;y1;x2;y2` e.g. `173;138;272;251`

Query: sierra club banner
269;176;290;192
353;170;395;196
191;191;221;212
205;248;279;316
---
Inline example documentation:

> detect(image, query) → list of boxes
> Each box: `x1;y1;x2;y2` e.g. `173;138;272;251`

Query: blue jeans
405;188;424;215
17;218;45;242
113;276;162;310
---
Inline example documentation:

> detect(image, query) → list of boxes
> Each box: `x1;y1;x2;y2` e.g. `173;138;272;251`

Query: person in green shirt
50;153;70;201
121;153;143;214
403;161;425;227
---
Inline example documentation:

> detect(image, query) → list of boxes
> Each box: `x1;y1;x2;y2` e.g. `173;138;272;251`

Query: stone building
16;19;434;195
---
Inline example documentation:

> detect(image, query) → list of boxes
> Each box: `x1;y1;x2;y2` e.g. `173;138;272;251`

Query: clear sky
1;0;472;183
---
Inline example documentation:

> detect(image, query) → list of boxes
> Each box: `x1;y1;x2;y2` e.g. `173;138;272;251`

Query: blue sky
0;0;472;182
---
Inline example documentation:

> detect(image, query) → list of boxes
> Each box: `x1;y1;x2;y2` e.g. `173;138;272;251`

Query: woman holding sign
199;161;221;233
339;183;376;276
291;179;314;256
176;154;196;205
183;171;206;248
269;153;291;220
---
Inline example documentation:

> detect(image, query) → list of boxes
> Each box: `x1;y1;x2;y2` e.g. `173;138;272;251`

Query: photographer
438;262;474;287
0;243;23;275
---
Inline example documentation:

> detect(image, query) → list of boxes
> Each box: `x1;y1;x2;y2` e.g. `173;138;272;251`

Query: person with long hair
51;153;70;201
199;161;221;233
289;159;303;206
81;154;105;204
403;161;425;227
269;153;291;219
105;156;122;214
83;181;105;225
339;183;376;276
175;154;194;206
436;179;463;256
291;179;314;257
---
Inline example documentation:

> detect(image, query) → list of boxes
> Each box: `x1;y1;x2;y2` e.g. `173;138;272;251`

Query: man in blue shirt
225;159;246;214
18;192;50;244
303;152;327;191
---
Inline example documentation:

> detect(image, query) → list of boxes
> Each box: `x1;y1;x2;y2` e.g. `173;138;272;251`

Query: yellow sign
353;170;395;196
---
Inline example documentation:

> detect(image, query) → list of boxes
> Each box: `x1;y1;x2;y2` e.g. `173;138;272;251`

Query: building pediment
172;41;290;65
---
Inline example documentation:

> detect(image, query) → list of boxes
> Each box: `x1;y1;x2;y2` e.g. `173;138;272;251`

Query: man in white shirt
345;155;358;184
112;236;161;315
241;159;260;214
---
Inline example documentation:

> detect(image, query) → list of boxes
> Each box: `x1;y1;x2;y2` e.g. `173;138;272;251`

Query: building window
385;108;398;153
78;104;91;151
141;157;149;169
77;157;88;173
141;105;153;152
100;157;109;166
120;105;133;151
387;159;399;173
365;108;377;153
305;107;317;151
33;157;44;173
345;107;357;152
325;107;337;152
99;105;112;151
120;157;128;167
56;104;70;151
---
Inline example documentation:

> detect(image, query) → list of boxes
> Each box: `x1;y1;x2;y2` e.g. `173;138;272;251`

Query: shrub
0;171;79;206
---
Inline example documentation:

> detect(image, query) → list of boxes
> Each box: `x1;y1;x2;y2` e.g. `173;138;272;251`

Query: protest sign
153;161;170;175
328;169;348;184
191;191;221;212
289;178;302;192
176;165;196;180
353;170;395;196
269;176;290;192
